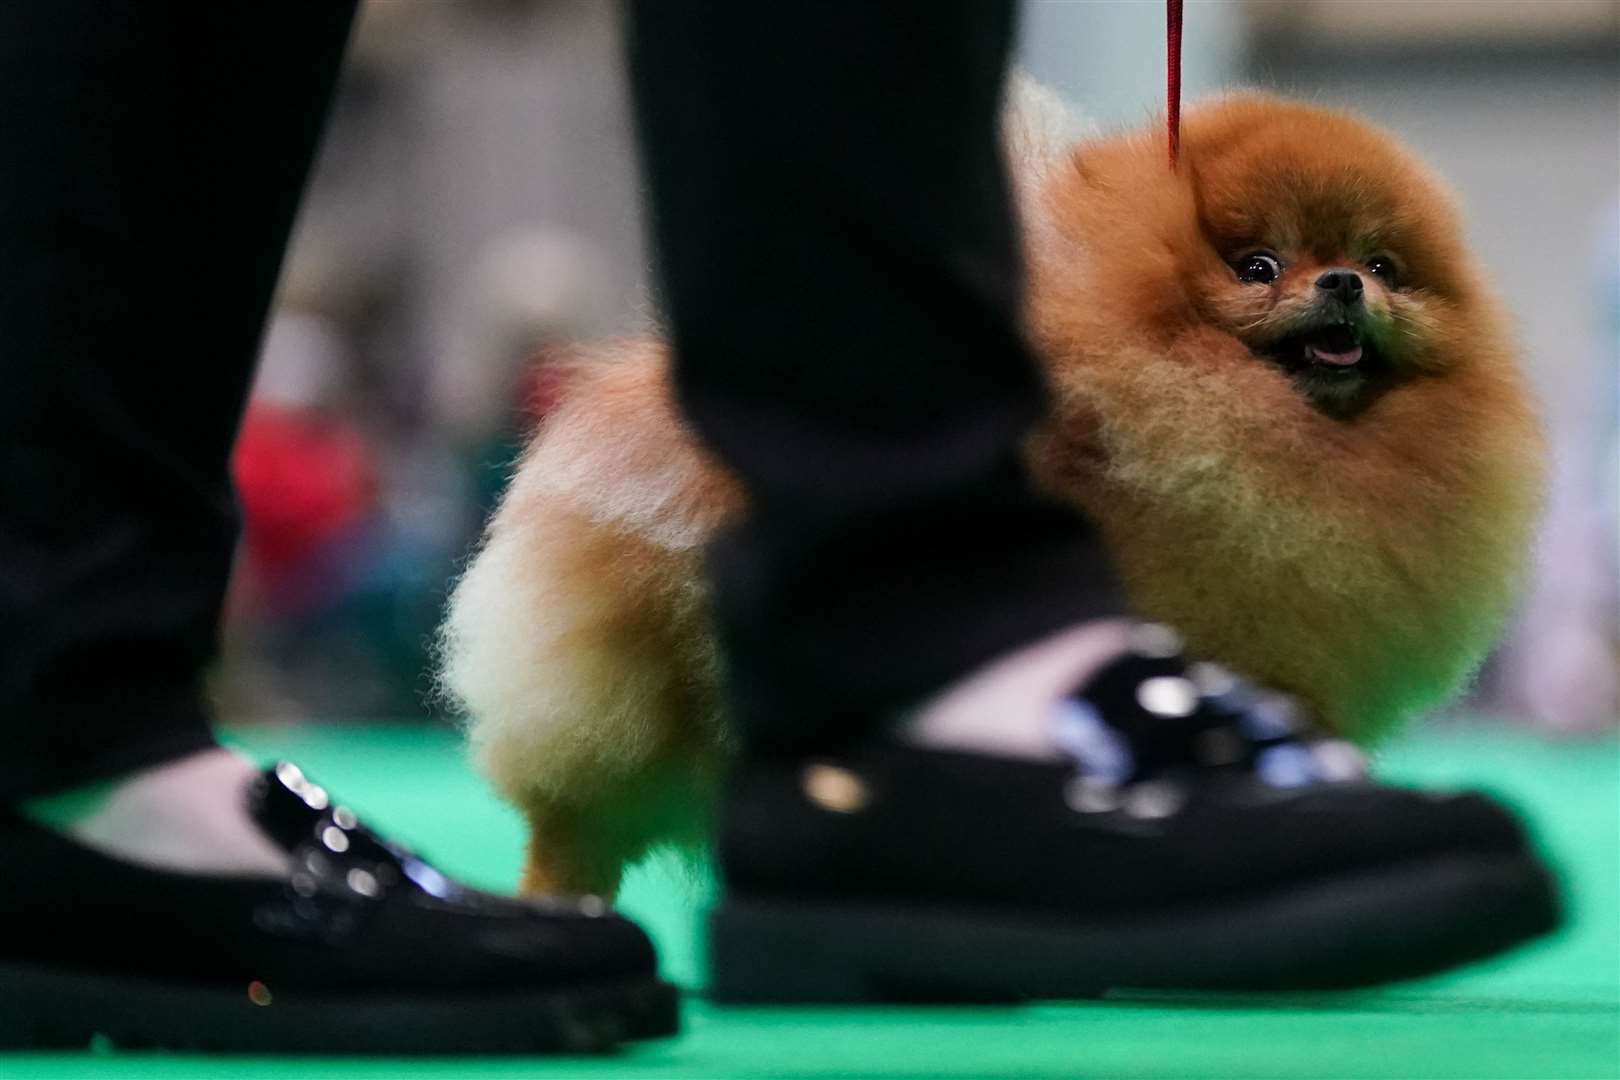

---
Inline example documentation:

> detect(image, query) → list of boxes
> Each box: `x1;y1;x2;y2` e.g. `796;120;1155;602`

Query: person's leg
0;7;677;1051
0;1;355;799
625;1;1123;754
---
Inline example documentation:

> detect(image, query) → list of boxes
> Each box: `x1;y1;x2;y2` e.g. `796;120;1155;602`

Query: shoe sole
0;966;678;1053
708;852;1560;1002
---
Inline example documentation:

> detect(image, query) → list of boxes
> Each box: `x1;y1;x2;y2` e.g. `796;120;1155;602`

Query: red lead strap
1167;0;1183;169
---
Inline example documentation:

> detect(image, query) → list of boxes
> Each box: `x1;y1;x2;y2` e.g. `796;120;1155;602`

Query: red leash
1166;0;1183;169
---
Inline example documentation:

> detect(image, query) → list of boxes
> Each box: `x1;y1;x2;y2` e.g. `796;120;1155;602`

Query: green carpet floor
7;721;1617;1079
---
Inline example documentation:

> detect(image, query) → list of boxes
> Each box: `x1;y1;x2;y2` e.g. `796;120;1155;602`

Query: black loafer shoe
710;626;1562;1002
0;762;678;1053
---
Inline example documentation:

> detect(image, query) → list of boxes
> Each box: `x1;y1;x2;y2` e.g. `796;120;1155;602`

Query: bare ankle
21;747;291;877
900;617;1136;760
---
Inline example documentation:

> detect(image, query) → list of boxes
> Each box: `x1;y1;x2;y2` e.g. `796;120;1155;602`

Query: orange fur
440;93;1542;897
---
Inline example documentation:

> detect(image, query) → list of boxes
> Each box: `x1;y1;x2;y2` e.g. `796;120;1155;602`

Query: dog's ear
1001;72;1092;186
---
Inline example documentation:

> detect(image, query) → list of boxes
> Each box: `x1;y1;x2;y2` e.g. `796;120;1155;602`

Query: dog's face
1214;248;1403;417
1034;94;1496;421
1184;98;1481;418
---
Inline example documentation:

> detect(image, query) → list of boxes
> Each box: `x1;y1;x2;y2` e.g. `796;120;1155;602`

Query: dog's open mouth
1261;321;1390;417
1266;322;1375;374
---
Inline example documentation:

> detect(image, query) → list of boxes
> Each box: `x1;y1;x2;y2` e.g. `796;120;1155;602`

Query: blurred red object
232;401;377;604
515;345;575;425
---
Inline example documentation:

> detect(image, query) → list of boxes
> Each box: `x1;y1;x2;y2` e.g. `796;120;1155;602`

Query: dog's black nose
1315;269;1364;303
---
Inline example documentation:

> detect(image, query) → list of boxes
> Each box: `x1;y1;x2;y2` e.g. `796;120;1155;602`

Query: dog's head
1024;92;1504;420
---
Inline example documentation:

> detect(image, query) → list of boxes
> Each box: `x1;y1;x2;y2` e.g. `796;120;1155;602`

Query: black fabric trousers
625;1;1121;753
1;0;1119;798
0;2;357;798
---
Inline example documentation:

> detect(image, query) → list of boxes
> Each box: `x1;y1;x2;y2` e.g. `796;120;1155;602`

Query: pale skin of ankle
901;617;1136;760
20;746;292;878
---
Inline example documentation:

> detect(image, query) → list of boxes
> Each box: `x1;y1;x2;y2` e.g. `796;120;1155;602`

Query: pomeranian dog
440;82;1543;898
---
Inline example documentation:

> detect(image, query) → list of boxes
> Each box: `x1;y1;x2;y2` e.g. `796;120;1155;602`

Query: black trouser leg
0;2;356;798
625;1;1122;754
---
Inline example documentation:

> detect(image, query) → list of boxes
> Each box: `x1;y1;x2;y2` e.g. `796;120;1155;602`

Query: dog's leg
515;753;722;900
518;800;628;899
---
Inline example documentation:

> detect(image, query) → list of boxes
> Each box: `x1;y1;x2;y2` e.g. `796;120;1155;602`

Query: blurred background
220;0;1620;736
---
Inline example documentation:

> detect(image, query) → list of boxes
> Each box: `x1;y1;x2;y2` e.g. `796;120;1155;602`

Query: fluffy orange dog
440;84;1542;898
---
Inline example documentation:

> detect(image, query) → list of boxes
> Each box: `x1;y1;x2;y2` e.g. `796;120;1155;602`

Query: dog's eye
1234;252;1282;285
1365;255;1399;288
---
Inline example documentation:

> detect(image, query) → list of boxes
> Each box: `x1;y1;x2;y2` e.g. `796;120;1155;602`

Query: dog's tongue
1306;343;1363;367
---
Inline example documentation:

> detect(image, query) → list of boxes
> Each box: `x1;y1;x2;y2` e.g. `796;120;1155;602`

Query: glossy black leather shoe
0;763;677;1053
709;625;1562;1002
